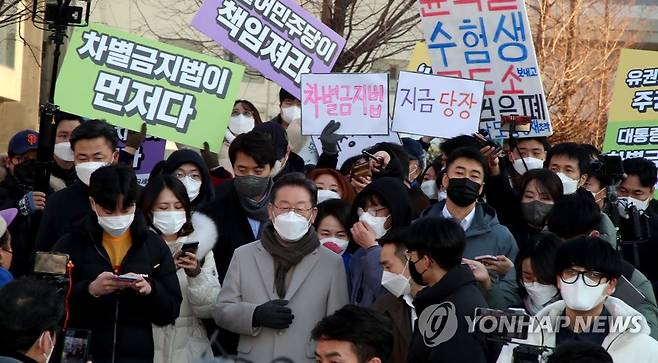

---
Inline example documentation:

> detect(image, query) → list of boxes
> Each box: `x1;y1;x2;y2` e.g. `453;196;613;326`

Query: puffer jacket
153;212;221;363
496;297;658;363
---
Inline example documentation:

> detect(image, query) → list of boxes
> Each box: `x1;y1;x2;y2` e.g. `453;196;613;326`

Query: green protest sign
55;23;244;152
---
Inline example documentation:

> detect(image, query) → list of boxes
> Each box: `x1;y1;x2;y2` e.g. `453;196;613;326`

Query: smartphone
472;132;501;153
34;252;69;275
361;149;380;162
351;160;371;180
474;255;498;262
114;274;139;283
180;241;199;254
60;329;92;363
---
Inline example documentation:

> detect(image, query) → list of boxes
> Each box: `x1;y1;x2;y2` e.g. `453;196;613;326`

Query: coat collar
253;241;320;300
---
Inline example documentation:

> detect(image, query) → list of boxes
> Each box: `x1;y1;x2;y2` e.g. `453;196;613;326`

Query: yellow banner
407;41;432;74
608;48;658;123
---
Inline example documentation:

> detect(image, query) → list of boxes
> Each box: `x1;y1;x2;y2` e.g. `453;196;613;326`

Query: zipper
90;231;119;363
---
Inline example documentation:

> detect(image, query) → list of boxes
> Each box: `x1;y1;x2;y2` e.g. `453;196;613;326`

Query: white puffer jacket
497;297;658;363
153;212;221;363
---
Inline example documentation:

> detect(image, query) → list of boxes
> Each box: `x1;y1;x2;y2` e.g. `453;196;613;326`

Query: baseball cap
8;130;39;157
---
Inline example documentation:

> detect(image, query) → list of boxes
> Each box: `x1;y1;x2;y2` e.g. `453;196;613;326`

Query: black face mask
409;258;428;286
446;177;481;207
13;159;38;191
234;175;271;199
521;201;553;227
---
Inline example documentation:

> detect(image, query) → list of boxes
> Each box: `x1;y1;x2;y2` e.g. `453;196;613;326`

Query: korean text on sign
55;23;244;152
626;68;658;113
391;71;485;139
301;73;389;136
417;0;551;139
192;0;346;98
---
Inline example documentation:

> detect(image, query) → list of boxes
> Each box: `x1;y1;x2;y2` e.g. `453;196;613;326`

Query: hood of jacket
413;264;477;315
162;149;215;207
350;177;412;228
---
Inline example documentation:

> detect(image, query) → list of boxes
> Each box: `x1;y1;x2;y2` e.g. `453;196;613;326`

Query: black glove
252;299;294;329
319;120;345;155
200;142;219;170
125;123;147;151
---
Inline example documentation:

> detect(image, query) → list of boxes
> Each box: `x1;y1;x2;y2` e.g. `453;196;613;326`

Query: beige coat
214;240;349;363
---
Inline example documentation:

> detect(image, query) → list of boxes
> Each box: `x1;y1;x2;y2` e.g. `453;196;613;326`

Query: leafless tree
134;0;423;74
0;1;31;29
527;0;642;148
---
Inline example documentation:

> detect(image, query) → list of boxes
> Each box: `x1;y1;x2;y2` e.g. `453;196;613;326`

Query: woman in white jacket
138;174;221;363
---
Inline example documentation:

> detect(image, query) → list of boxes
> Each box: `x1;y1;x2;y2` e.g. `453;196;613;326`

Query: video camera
33;251;70;293
589;155;652;266
473;308;552;363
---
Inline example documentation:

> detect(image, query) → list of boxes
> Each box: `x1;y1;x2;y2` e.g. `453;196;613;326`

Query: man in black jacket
53;165;181;363
200;130;278;354
404;217;498;363
35;120;119;252
0;130;45;277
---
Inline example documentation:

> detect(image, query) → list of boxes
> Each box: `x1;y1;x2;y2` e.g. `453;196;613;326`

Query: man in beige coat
213;172;349;362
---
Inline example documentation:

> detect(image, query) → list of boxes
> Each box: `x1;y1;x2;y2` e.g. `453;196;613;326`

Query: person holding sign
51;112;82;189
215;100;263;176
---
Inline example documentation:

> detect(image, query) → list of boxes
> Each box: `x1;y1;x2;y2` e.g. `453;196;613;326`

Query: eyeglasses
560;269;606;287
174;171;202;181
272;204;314;215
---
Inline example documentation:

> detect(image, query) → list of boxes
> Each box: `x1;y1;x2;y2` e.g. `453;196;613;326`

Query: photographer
0;277;64;363
497;237;658;363
53;165;182;363
616;157;658;282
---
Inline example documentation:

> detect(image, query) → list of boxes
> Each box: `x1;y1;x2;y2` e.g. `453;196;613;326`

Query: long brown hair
234;99;263;125
138;175;194;237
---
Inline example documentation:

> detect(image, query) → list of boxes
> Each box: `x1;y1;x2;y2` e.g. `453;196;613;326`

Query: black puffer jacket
53;213;182;363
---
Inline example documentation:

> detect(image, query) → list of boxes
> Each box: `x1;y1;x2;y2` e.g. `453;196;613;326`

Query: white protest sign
417;0;551;138
312;132;402;169
391;71;485;138
301;73;389;136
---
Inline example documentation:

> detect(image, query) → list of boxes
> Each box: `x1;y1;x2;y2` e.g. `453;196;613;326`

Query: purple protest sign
115;128;166;186
192;0;346;98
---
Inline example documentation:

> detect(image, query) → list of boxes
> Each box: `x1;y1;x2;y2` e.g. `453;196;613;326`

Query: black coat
408;265;500;363
200;180;260;354
35;180;91;252
53;214;182;363
201;180;258;282
0;175;40;277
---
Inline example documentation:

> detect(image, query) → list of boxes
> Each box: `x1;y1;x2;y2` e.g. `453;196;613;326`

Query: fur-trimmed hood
187;212;218;260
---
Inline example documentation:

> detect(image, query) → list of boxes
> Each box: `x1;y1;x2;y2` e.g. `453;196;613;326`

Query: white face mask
437;190;448;202
618;196;652;218
96;210;135;237
557;172;579;195
381;264;411;298
513;157;544;175
224;129;236;144
273;211;311;241
560;276;609;312
358;209;390;239
54;142;74;162
180;176;202;202
271;158;286;177
42;331;55;363
523;282;558;309
317;189;341;204
228;114;255;135
76;161;109;186
320;237;349;255
420;180;438;199
281;105;301;124
152;211;187;236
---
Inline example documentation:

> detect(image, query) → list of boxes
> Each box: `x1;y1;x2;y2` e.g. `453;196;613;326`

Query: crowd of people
1;88;658;363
